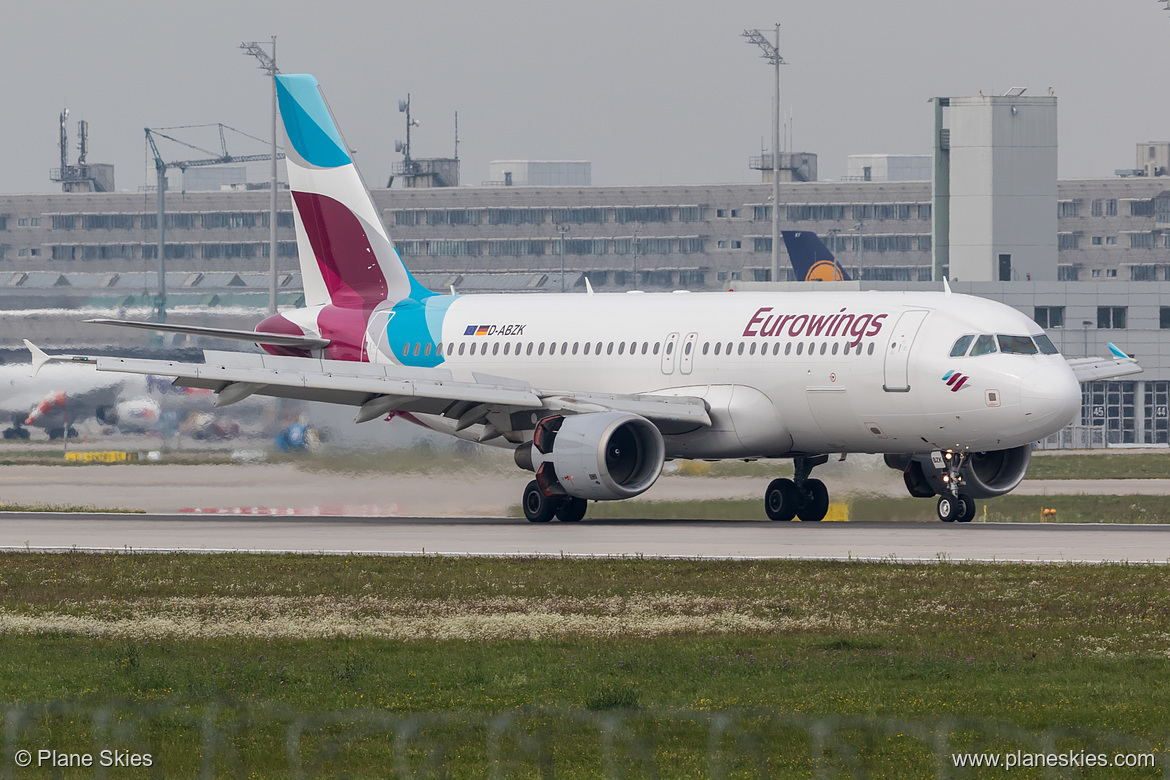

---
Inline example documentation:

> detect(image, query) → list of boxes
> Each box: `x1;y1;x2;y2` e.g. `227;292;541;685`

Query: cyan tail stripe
276;74;351;169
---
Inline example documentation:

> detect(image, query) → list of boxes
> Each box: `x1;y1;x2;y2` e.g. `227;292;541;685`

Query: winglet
585;277;595;296
1107;342;1131;360
942;277;952;295
23;339;50;377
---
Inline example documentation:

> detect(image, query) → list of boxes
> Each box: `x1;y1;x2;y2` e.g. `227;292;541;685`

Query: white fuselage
366;289;1081;459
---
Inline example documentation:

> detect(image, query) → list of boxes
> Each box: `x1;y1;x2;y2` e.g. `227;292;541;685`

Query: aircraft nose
1019;367;1081;435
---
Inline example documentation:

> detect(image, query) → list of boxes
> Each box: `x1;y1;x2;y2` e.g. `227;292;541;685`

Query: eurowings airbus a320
28;74;1142;523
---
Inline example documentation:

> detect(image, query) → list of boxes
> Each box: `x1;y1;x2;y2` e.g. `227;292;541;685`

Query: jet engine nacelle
526;411;665;501
886;444;1033;499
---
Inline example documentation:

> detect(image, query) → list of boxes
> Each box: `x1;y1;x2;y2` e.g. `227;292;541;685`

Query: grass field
0;553;1167;776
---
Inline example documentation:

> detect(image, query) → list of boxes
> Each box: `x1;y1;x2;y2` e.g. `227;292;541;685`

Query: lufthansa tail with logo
782;231;851;282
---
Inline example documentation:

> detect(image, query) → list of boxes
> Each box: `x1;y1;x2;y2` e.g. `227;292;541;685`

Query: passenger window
1034;334;1059;355
607;342;614;355
562;342;569;355
458;343;466;356
773;343;781;356
970;335;997;356
413;343;421;356
618;342;626;355
685;341;693;355
843;343;850;355
949;335;974;357
504;342;511;355
572;342;579;355
819;343;827;355
653;342;660;355
538;343;545;356
630;341;637;354
796;342;804;355
596;342;603;355
714;342;722;355
642;342;649;354
666;342;674;355
702;342;709;355
831;343;839;355
749;342;756;355
867;343;875;355
785;343;792;355
737;343;745;356
997;335;1038;355
584;342;591;355
424;343;432;356
403;343;410;357
526;343;534;356
492;342;500;355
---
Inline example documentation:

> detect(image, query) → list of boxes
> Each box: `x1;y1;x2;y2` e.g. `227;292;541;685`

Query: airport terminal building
2;175;1169;291
3;130;1170;446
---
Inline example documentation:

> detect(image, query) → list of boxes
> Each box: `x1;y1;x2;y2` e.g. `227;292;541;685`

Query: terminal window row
780;203;931;222
43;242;298;261
39;212;295;231
391;206;705;227
396;237;697;258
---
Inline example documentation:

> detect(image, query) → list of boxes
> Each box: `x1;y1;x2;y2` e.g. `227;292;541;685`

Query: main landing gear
935;451;976;523
765;455;830;522
522;480;588;523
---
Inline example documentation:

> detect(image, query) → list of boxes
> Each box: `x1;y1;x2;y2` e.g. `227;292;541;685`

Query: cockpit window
1034;334;1059;355
949;334;974;357
998;335;1039;355
970;334;997;356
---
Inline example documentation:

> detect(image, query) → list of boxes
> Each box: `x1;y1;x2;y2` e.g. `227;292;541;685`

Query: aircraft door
882;309;929;392
679;332;698;375
660;333;679;375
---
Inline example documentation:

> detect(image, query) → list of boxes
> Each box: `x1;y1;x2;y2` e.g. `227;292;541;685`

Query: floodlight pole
241;37;280;314
743;26;786;285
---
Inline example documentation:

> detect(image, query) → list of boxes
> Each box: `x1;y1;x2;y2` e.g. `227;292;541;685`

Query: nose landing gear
765;455;830;522
935;451;976;523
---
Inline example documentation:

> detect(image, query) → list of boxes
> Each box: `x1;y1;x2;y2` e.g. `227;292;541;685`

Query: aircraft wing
27;346;712;429
1066;342;1143;383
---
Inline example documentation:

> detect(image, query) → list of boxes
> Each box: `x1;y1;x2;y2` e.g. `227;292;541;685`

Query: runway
2;512;1169;563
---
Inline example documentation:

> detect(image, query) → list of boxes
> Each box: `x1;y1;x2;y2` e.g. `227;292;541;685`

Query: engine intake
890;444;1033;499
528;412;665;500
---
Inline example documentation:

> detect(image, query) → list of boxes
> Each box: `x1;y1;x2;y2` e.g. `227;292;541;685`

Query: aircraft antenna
743;25;787;286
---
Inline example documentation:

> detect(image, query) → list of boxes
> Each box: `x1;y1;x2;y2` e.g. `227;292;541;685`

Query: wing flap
85;319;331;349
90;353;545;409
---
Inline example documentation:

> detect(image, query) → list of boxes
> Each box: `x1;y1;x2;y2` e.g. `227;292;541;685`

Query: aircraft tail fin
781;230;851;282
276;74;431;312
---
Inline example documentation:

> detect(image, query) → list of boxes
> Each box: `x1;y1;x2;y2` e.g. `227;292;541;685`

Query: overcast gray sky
1;0;1164;195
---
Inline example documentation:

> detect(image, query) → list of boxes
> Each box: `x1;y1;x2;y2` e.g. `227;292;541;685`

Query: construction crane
145;124;284;323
